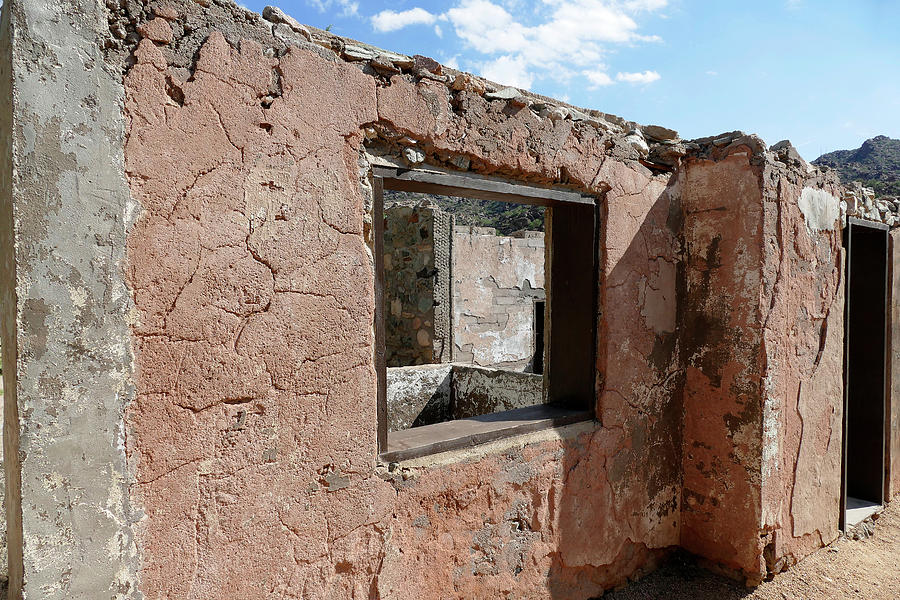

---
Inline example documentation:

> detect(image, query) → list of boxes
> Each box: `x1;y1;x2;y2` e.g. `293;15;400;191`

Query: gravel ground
603;499;900;600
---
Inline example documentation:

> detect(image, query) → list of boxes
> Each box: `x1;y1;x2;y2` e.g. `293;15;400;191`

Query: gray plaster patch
798;187;840;232
1;0;140;597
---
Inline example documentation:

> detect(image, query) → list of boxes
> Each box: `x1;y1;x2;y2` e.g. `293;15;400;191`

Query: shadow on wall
542;172;684;597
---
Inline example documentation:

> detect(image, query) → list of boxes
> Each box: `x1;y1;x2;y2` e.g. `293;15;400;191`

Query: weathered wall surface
452;365;543;418
0;4;12;590
383;205;453;366
679;143;847;582
453;227;545;369
680;149;767;580
0;0;856;595
122;2;682;596
890;230;900;499
386;365;452;430
759;171;845;575
2;0;141;597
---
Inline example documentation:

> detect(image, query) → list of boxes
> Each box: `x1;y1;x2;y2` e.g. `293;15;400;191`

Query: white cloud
583;69;615;88
434;25;444;38
371;7;438;32
441;0;666;90
443;55;461;70
306;0;359;17
616;70;661;84
479;55;535;89
706;70;718;76
623;0;668;11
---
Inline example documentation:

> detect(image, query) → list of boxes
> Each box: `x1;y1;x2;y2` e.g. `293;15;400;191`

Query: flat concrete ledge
382;404;593;462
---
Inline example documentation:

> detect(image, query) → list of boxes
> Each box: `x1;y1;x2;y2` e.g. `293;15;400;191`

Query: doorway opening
842;217;889;528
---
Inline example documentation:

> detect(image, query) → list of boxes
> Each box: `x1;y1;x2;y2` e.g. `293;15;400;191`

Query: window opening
373;166;597;461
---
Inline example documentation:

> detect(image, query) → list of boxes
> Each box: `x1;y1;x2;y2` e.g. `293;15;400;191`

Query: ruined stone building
384;201;547;431
0;0;899;598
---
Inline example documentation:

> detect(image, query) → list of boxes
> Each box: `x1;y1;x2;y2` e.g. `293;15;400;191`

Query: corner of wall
2;0;141;597
0;0;22;594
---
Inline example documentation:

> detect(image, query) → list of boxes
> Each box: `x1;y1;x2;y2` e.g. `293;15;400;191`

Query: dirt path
604;500;900;599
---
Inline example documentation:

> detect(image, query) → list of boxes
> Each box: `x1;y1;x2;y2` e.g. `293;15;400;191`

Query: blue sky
241;0;900;160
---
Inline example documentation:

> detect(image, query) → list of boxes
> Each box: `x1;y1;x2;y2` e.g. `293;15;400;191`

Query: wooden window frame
373;165;599;462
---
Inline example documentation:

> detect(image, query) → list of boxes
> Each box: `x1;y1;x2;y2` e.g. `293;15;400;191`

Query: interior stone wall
452;227;545;369
383;205;452;366
385;364;452;431
385;363;542;431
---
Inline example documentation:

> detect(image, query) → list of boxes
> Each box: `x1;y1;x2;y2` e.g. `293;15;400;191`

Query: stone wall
383;204;453;366
3;0;896;597
453;227;545;370
386;363;542;431
452;365;543;418
118;5;683;595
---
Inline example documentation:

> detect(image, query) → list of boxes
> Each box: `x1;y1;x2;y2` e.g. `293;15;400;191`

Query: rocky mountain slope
814;135;900;197
384;190;544;235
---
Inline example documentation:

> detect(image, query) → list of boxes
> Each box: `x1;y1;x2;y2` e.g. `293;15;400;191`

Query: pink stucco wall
118;3;870;597
124;27;681;599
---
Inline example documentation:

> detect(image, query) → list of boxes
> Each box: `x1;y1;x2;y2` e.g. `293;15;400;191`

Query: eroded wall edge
1;1;20;593
5;0;140;597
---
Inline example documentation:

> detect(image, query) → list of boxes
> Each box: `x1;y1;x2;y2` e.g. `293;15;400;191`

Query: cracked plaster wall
757;167;845;577
681;150;768;580
1;0;877;596
452;227;545;369
121;1;683;597
680;145;848;583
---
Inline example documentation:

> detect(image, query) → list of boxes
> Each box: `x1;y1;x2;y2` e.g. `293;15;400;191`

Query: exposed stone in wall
843;181;899;226
453;227;545;369
383;204;452;365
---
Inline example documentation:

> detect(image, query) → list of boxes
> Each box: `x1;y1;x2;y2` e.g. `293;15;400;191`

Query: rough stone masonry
0;0;898;599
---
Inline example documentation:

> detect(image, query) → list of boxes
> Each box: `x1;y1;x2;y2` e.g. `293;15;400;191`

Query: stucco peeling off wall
123;13;680;600
453;228;545;369
681;151;768;581
679;148;847;582
759;176;845;575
